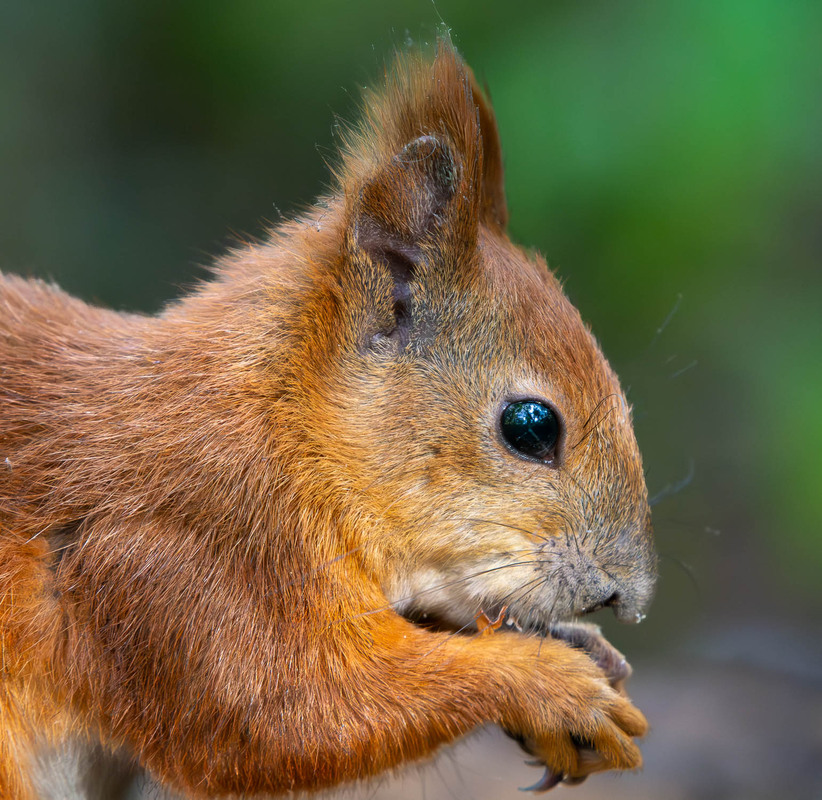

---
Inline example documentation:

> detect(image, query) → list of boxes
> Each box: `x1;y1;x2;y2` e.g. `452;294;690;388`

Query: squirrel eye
500;400;561;463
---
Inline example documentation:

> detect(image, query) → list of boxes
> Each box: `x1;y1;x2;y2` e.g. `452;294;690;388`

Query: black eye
500;400;561;462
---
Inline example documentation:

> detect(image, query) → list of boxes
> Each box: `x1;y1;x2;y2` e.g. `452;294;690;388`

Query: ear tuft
338;39;508;236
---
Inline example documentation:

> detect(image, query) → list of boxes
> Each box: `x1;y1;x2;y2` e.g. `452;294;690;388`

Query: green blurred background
2;2;820;799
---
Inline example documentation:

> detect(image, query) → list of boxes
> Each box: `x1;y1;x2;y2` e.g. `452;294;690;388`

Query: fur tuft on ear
338;39;508;252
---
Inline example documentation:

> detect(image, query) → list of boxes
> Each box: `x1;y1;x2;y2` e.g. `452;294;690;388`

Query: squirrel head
278;41;656;632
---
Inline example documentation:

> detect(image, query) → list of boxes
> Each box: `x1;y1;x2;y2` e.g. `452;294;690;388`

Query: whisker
650;459;695;506
563;470;596;513
645;292;683;353
414;574;548;662
669;359;698;380
572;392;619;450
572;405;617;450
658;551;701;594
496;575;545;609
260;545;364;600
577;393;618;438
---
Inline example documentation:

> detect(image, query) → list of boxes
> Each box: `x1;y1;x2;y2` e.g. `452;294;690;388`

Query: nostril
580;589;621;616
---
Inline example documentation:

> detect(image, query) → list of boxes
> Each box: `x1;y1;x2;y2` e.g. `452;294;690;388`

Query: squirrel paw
520;687;647;790
511;689;647;790
503;631;648;791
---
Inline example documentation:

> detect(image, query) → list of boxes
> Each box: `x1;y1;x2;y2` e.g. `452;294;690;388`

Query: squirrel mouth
401;602;568;639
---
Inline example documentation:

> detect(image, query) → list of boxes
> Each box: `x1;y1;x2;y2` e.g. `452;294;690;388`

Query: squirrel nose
582;584;648;624
579;583;622;616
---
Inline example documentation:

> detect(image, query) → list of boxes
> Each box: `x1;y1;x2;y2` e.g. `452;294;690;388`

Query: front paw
516;682;647;791
511;686;647;790
499;640;648;791
477;612;631;693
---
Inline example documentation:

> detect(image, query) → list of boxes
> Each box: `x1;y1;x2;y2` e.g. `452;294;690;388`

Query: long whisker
649;459;695;506
259;545;364;600
572;393;618;449
464;518;535;537
645;292;683;353
534;569;565;662
434;571;547;642
658;551;701;594
497;575;546;613
578;393;617;437
564;466;596;511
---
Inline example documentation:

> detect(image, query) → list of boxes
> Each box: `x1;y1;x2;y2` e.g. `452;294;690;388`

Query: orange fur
0;42;655;798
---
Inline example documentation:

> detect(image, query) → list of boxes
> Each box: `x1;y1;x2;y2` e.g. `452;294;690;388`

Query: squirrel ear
348;134;458;349
338;41;508;342
358;133;459;246
353;134;459;329
342;40;508;235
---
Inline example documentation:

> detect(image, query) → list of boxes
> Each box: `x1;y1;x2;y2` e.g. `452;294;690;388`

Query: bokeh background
2;2;821;799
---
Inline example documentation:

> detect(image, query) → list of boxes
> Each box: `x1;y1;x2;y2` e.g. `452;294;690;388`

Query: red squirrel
0;41;656;798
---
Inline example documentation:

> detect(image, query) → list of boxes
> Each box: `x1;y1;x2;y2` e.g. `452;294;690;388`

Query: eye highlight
500;400;561;463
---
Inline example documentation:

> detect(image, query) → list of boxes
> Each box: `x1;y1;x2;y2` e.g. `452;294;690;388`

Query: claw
476;606;508;635
519;767;563;793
